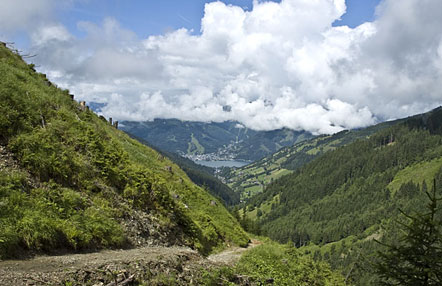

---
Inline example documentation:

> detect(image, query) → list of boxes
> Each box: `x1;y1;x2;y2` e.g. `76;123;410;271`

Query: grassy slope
123;133;240;206
387;156;442;195
0;44;248;258
111;127;248;252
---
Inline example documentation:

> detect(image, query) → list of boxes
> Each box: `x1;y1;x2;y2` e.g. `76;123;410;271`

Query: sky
1;0;442;134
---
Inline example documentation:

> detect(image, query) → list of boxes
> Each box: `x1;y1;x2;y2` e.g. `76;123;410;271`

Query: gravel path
207;239;262;265
0;246;200;285
0;241;260;285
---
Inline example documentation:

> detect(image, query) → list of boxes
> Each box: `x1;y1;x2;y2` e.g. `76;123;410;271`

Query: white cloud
0;0;54;33
0;0;76;35
3;0;442;134
31;24;72;45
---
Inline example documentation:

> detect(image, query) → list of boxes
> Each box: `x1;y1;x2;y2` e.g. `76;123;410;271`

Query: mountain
121;119;313;161
222;119;399;200
235;127;313;161
0;43;248;259
241;106;442;285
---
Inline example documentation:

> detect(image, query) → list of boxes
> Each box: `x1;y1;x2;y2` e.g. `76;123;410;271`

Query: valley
220;119;400;201
1;36;442;286
233;107;442;285
121;105;442;285
0;43;345;285
121;120;313;162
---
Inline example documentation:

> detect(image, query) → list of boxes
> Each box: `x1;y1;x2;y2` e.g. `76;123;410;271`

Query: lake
194;160;250;168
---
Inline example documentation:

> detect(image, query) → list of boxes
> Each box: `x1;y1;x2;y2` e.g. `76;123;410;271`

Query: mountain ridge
121;119;313;162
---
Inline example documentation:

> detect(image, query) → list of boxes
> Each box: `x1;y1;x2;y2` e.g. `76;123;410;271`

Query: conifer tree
374;180;442;285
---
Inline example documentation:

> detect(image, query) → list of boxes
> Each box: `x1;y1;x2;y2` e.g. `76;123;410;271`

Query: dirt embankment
0;240;260;286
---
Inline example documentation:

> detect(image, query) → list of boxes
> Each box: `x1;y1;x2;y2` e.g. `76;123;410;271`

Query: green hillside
125;133;240;206
242;107;442;285
0;43;248;259
222;120;398;201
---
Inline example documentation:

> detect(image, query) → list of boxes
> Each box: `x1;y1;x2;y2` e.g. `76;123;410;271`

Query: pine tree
374;180;442;285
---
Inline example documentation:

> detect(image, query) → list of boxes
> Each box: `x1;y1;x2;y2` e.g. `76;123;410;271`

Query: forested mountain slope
243;106;442;284
253;107;442;243
222;119;398;200
0;43;248;259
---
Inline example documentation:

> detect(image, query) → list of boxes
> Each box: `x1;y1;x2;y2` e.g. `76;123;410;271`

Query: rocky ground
0;144;18;171
0;246;208;285
0;240;261;286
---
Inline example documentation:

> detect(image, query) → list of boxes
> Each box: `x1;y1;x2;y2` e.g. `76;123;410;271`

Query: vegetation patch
0;43;248;259
387;156;442;195
201;242;346;285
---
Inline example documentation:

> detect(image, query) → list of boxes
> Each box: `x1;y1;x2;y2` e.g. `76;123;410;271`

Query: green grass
229;163;291;201
388;156;442;195
269;168;292;181
187;133;205;155
201;242;346;285
241;185;262;200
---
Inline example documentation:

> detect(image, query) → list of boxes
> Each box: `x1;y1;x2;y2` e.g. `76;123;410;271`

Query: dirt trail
0;246;198;273
0;241;261;285
0;246;199;285
207;239;262;265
